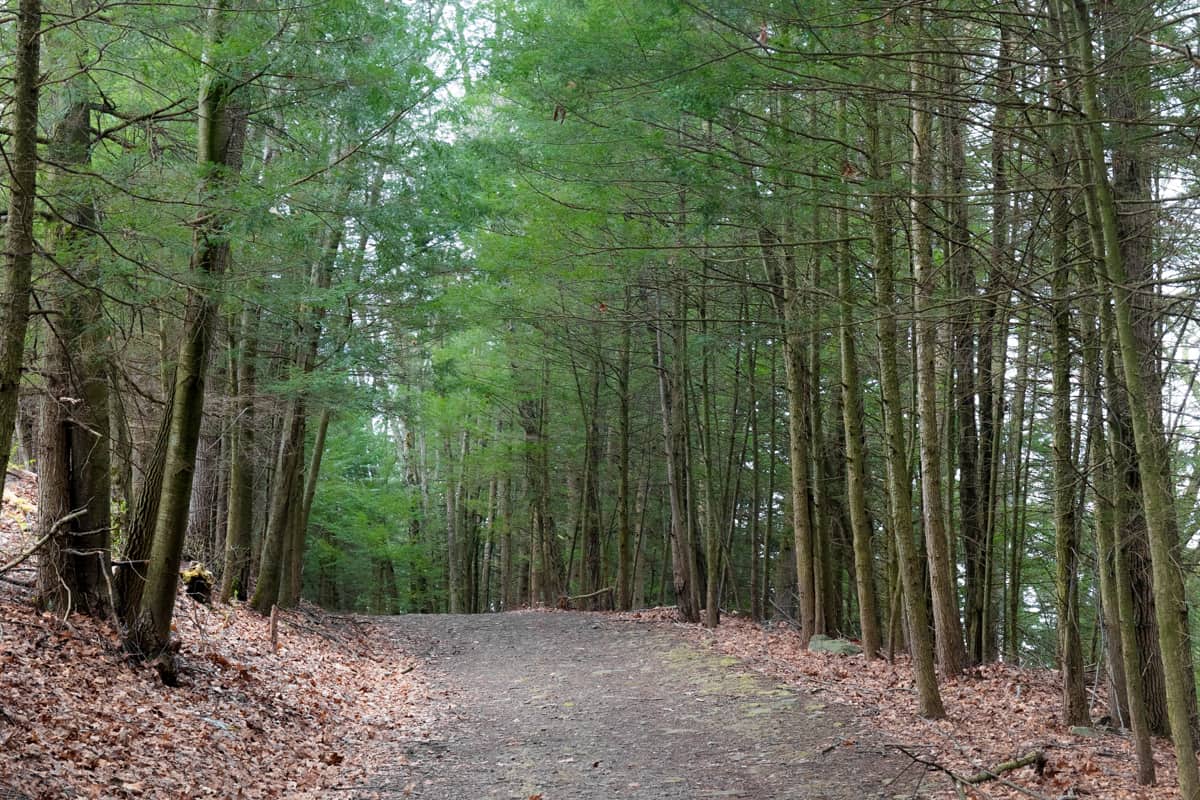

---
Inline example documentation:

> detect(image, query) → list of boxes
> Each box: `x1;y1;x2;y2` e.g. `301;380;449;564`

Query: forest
6;0;1200;795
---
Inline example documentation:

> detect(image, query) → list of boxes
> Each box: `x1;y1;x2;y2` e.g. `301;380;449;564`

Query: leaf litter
614;607;1178;800
0;473;438;800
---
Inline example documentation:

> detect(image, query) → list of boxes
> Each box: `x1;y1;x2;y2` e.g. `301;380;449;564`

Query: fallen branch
0;508;87;576
963;750;1046;784
566;586;614;603
889;745;1052;800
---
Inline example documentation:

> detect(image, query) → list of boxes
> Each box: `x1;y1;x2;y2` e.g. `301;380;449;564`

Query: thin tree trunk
616;311;633;610
910;21;965;677
220;305;258;602
0;0;41;474
837;109;879;656
1049;109;1089;726
869;94;944;718
655;280;700;623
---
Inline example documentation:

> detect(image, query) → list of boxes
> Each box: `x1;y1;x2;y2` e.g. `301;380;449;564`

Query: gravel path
361;611;925;799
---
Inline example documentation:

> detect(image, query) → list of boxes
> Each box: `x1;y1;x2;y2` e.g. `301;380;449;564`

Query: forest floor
659;610;1177;800
361;610;924;799
360;609;1176;800
0;467;1179;799
0;471;438;799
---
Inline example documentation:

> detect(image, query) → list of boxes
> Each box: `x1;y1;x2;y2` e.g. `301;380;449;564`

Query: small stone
807;634;864;656
1070;726;1100;737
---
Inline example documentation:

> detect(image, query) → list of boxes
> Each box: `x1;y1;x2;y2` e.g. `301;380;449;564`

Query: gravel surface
359;611;928;799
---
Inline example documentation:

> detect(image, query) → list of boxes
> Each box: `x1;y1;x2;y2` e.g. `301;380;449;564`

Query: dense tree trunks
977;26;1011;662
444;433;464;612
0;0;41;471
1077;250;1131;730
942;53;984;667
699;273;720;629
576;354;604;610
757;221;816;642
1068;2;1199;793
747;331;763;622
1091;302;1154;782
910;26;965;678
1099;0;1186;738
187;414;225;566
520;359;561;606
115;382;174;621
294;408;331;569
404;427;433;612
1055;0;1173;741
251;401;305;614
1004;313;1031;663
808;290;831;638
616;317;633;610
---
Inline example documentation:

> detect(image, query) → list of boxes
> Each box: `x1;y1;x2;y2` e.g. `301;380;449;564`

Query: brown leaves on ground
0;475;437;800
615;609;1177;800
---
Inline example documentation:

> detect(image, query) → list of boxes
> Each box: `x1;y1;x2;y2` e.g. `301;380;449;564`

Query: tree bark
910;22;965;677
219;305;258;602
127;2;246;658
0;0;41;473
1048;109;1089;726
869;95;943;718
35;55;112;617
837;114;879;657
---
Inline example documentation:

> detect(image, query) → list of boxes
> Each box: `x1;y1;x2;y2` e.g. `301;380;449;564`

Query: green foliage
304;412;444;613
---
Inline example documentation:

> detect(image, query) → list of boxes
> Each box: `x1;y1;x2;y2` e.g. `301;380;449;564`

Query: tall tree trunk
837;114;879;657
910;21;965;677
220;305;258;602
616;313;633;611
655;279;700;623
127;2;246;662
1005;313;1031;663
1090;290;1154;783
869;95;944;719
0;0;41;472
747;329;763;622
251;401;305;614
35;57;112;617
1049;111;1089;726
942;51;984;668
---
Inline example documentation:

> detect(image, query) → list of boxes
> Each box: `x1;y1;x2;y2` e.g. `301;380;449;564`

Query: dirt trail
357;611;925;799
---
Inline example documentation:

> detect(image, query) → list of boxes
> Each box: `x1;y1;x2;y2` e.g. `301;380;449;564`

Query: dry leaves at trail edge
0;474;438;800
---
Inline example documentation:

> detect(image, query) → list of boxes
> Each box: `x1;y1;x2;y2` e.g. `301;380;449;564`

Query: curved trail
362;612;923;799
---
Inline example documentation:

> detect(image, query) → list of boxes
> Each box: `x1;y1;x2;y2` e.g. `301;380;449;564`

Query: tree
0;0;41;470
127;0;248;662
